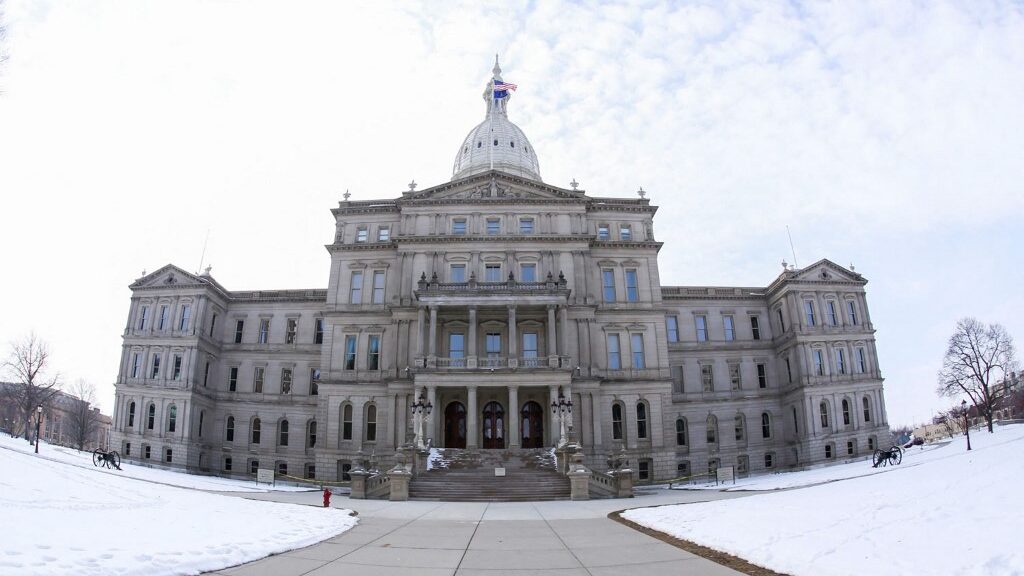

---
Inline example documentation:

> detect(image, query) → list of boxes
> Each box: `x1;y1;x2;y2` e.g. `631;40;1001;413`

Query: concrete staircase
409;448;571;502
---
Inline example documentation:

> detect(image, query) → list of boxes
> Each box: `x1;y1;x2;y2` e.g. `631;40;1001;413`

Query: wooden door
444;402;467;448
521;401;544;448
482;401;505;449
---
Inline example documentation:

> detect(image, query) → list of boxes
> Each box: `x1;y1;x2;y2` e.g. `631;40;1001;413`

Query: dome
452;58;541;182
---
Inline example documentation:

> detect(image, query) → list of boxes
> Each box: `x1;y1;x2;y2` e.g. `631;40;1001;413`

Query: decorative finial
343;189;351;201
493;53;501;78
408;180;417;192
781;259;788;270
637;186;646;199
203;265;212;276
141;269;146;277
850;263;856;272
570;178;579;190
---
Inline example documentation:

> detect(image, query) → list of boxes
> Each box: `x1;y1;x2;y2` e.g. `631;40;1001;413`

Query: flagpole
489;79;495;173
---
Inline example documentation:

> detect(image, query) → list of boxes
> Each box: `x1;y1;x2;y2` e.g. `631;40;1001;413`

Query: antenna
197;229;211;275
786;225;799;269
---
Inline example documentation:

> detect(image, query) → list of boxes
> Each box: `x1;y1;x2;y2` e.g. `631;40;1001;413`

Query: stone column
547;305;558;366
508;305;518;368
548;385;559;447
428;306;438;365
468;306;478;368
559;306;569;362
467;386;478;449
591;392;603;448
427;385;437;446
508;386;520;448
417;307;426;358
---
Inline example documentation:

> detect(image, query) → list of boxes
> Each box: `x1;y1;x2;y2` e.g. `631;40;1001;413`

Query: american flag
494;81;518;92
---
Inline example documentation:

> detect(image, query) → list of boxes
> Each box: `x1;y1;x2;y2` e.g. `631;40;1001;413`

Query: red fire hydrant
323;487;332;508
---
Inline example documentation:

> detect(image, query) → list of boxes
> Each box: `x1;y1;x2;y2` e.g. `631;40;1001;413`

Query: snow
427;447;449;470
623;423;1024;576
0;439;357;576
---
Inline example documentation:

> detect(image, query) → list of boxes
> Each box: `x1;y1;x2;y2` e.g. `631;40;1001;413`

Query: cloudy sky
1;1;1022;426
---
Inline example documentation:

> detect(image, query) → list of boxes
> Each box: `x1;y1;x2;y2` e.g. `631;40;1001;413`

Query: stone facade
110;63;888;484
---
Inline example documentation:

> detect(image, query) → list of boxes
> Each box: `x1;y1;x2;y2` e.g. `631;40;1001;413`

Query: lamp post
961;399;971;451
410;389;433;450
550;390;573;447
34;405;42;454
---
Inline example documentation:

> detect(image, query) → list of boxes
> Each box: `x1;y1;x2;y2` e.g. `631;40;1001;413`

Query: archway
482;401;505;449
520;401;544;448
444;401;467;448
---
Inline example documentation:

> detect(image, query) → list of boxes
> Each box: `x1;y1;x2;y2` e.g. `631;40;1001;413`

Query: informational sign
716;466;735;485
494;467;506;477
256;468;275;486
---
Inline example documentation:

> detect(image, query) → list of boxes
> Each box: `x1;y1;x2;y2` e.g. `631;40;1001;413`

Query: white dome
452;59;541;182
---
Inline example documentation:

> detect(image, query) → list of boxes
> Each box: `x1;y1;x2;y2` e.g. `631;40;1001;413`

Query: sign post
715;466;735;486
256;468;275;487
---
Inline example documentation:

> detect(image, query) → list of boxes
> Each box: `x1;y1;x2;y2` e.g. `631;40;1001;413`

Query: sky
1;0;1022;426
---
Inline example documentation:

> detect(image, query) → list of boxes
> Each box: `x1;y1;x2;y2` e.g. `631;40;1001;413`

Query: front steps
408;448;571;502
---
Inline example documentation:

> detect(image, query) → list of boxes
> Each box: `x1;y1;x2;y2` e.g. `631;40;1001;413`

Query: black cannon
92;448;122;470
872;445;903;468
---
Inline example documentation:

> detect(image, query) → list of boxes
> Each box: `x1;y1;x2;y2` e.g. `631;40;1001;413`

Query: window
339;461;352;481
355;227;368;242
485;264;501;282
341;405;353;440
179;305;191;332
701;364;713;392
602;270;616;302
729;363;741;390
519;218;534;234
856;348;867;373
485;332;501;360
151;354;161;379
127;402;135;428
827;301;839;326
820;401;830;428
367;335;380;370
776;308;785;332
863;397;872;422
842;399;851;425
224;457;232;472
226;416;235;442
253;367;265;393
597;224;610;240
792;406;799;434
281;368;293;394
625;269;639;302
147;404;155;429
203;362;210;387
521;263;536;282
723;316;735;341
607;334;621;369
695;315;708;342
344;336;357;370
814;349;825;376
750;316;761;340
761;413;771;439
847;440;855;456
124;443;131;456
305;463;316;480
522;332;539;366
159;305;169;330
452;219;467;235
486;218;500;235
144;445;151;459
671;366;684;394
314;318;324;344
804;301;816;326
365;405;377;442
636;403;648;439
611;403;624;440
131;353;141;378
198;411;205;437
248;459;259;475
449;333;465;366
677;461;691;477
168;405;177;432
676;418;688;446
734;413;746;441
836;348;846;375
847;300;858;325
377;227;390;241
825;444;833;459
868;437;875;451
258;319;270;344
209;313;217;338
785;358;793;383
667;316;679;342
350;272;363;304
279;420;289;446
372;271;386;304
737;455;749;475
638;460;650;481
251;418;261;444
309;368;320;396
764;453;774;468
757;363;767;388
172;355;182;380
308;421;317;448
706;415;718;444
631;334;645;369
165;448;173;463
451;264;466;282
283;318;296;344
138;306;149;330
619;225;632;240
229;367;238;392
235;320;244;343
277;462;288;476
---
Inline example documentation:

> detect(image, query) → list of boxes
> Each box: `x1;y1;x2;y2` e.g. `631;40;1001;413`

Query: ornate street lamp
34;405;43;454
961;399;971;451
410;389;433;450
551;390;573;446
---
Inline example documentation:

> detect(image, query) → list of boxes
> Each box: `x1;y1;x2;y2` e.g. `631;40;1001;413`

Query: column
417;307;426;358
396;393;408;447
559;306;569;362
468;306;478;368
427;385;437;445
548;385;558;447
591;392;603;448
428;306;438;361
508;386;520;448
547;305;558;365
508;305;518;368
467;386;478;449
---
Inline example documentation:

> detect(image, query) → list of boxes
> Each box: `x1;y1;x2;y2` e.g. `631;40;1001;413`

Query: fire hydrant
323;487;332;508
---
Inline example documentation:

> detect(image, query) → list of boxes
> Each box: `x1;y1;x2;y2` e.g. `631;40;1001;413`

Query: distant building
0;382;111;450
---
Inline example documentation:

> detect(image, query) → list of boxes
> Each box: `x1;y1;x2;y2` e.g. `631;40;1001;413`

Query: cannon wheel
109;451;121;470
872;449;885;468
890;447;903;466
92;449;104;467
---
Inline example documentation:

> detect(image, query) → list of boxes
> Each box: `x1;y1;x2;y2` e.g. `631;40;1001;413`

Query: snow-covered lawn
0;441;357;576
624;423;1024;576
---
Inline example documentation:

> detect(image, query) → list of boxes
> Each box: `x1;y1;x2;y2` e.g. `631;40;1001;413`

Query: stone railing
415;271;571;298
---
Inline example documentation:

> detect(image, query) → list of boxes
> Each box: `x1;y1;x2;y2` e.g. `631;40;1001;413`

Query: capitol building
110;61;889;490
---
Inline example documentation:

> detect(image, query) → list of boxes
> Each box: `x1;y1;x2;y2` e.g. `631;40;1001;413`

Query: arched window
251;418;261;444
167;405;177;432
675;418;687;446
734;414;746;442
341;404;353;441
636;402;648;439
706;414;718;444
226;416;235;442
862;397;872;422
127;402;136;428
147;403;156;429
819;401;830;428
308;420;317;448
842;399;851;425
761;413;771;439
279;419;289;446
611;402;624;440
365;404;377;442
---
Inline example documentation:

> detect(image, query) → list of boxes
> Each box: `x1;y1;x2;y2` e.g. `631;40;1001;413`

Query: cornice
590;240;663;251
325;242;399;254
390;234;593;246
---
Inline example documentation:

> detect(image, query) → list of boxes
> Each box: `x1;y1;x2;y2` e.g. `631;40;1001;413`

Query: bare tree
66;379;100;451
933;410;959;440
937;318;1016;433
1;334;62;442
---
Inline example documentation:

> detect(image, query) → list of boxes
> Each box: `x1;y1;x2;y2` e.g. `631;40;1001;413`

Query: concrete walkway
206;488;748;576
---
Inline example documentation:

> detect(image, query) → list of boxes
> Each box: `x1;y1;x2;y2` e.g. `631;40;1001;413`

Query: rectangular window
372;271;386;304
750;316;761;340
695;315;708;342
519;218;534;234
729;363;741;390
314;318;324;344
785;358;793;383
625;269;639;302
602;269;616;302
847;301;858;325
805;301;816;327
285;318;297;344
229;367;238;392
836;348;846;375
856;348;867;373
723;316;735;341
522;332;538;366
486;218;500;235
367;335;380;370
672;366;684;394
701;364;713;392
638;460;650;481
235;320;244;343
452;219;467;235
138;306;149;330
631;334;645;369
450;264;466;282
814;349;825;376
165;448;172;463
607;334;621;370
144;445;151;459
619;225;632;240
280;368;293;394
344;336;357;370
224;457;232;472
151;354;161;379
258;319;270;344
520;263;536;282
486;332;501;356
449;333;465;366
310;368;320;395
667;316;679;342
131;353;141;378
765;453;774;468
350;271;363;304
209;313;217;338
847;441;855;455
597;224;610;240
377;227;390;241
203;362;210;387
485;264;501;282
757;363;767;389
253;367;264;393
159;305;169;330
827;301;839;326
173;355;182;381
179;305;191;332
355;227;367;243
776;308;785;332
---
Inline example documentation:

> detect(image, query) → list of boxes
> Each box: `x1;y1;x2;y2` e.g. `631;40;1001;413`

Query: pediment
405;172;583;202
130;264;206;290
791;260;864;284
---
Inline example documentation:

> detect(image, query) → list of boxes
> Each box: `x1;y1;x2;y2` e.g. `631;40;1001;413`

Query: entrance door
482;402;505;449
521;401;544;448
444;402;467;448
